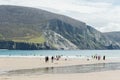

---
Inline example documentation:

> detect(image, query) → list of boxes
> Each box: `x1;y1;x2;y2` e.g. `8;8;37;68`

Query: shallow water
2;62;120;76
0;50;120;58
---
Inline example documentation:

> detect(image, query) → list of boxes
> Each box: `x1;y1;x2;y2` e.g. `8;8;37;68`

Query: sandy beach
0;70;120;80
0;57;120;80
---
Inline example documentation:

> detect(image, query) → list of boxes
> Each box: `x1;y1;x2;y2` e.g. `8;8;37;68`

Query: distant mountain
104;32;120;43
0;5;119;50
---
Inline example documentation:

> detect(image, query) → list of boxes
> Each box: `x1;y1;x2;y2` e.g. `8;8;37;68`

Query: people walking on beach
56;55;61;60
95;55;98;60
51;56;54;63
45;56;49;63
98;56;101;60
103;56;106;60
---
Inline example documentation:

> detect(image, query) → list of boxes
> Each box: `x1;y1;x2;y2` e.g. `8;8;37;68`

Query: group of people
45;56;53;63
45;55;62;63
45;55;106;63
92;55;106;60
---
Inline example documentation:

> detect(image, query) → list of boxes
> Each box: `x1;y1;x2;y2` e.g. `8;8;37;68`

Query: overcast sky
0;0;120;32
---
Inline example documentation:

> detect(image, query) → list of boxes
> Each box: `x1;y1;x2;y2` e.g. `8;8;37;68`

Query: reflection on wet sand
2;62;120;76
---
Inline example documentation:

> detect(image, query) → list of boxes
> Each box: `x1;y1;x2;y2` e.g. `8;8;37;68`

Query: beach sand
0;57;120;80
0;70;120;80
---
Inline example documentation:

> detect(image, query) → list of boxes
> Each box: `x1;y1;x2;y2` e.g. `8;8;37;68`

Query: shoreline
0;55;120;59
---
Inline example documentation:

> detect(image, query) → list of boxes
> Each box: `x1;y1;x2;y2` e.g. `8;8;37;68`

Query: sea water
0;50;120;59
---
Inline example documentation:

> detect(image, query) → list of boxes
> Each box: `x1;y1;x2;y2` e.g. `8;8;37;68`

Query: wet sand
0;57;120;80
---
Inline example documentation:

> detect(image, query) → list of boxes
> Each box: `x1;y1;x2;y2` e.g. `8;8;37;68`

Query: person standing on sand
51;56;54;63
96;55;98;60
98;56;101;60
103;56;106;60
45;56;49;63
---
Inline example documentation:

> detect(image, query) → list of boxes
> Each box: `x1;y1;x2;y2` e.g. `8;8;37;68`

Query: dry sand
0;57;120;80
0;70;120;80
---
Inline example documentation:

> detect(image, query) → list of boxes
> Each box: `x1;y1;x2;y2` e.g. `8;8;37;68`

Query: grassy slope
12;35;46;43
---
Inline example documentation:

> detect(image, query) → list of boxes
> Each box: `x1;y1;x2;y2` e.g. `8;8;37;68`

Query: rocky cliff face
103;32;120;49
0;40;55;50
44;19;115;49
104;32;120;43
0;5;120;50
43;30;78;50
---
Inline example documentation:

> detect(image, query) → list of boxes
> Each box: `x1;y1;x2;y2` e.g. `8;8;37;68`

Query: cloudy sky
0;0;120;32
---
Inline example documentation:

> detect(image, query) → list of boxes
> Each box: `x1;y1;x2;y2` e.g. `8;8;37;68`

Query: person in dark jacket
45;56;49;63
51;56;54;63
103;56;106;60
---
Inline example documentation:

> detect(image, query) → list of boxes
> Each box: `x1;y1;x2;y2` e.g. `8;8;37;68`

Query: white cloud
0;0;120;32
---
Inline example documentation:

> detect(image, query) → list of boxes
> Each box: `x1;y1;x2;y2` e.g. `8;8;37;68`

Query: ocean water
0;50;120;58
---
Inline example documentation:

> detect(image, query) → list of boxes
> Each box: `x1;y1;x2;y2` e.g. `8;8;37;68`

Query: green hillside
0;5;119;50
